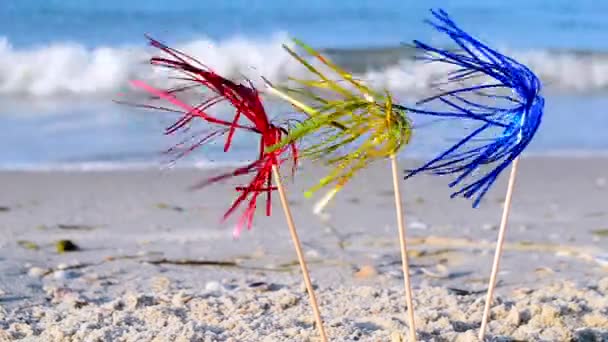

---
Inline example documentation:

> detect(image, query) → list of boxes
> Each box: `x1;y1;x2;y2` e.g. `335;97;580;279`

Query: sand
0;157;607;341
2;278;608;341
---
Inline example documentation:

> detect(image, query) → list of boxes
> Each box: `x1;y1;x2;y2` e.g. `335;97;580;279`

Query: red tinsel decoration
130;36;298;236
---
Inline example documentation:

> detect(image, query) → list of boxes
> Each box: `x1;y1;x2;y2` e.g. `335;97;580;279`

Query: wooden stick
390;154;417;341
271;165;328;342
478;157;520;340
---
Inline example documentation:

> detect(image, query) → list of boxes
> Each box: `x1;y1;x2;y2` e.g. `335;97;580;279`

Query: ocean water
1;0;608;170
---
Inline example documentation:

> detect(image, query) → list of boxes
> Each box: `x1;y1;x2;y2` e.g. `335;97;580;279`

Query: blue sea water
1;0;608;169
4;0;608;51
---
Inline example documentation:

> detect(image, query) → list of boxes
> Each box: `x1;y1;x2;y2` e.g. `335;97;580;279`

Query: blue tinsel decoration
401;9;544;207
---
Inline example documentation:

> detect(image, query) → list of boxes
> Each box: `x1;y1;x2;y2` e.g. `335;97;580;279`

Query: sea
1;0;608;171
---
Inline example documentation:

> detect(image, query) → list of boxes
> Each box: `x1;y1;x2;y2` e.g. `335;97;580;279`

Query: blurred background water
1;0;607;170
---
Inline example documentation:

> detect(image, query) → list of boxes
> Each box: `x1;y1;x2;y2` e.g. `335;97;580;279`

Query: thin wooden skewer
478;157;520;340
390;154;417;341
271;165;329;342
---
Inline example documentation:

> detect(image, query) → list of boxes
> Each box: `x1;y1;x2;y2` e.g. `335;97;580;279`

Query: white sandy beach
0;157;607;341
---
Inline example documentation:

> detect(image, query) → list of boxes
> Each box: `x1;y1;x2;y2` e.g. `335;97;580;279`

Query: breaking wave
1;33;608;98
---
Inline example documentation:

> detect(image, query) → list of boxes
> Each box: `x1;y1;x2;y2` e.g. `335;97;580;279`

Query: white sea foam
0;33;300;98
1;34;608;99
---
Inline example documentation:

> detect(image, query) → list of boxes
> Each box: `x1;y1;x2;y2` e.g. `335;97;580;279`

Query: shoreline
3;154;608;173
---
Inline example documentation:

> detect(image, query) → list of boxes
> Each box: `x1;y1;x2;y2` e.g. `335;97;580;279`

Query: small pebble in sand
47;287;88;308
305;249;321;258
278;294;299;309
63;293;88;308
27;267;46;278
410;221;428;230
55;239;79;253
249;281;280;292
56;263;69;270
124;293;157;310
53;270;79;280
205;281;222;293
354;265;378;279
